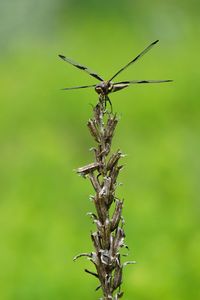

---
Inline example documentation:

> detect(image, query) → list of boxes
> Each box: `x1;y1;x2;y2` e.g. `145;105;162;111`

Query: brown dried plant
74;96;135;300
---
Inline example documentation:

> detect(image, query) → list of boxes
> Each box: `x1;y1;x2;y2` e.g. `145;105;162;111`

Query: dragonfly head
95;81;113;96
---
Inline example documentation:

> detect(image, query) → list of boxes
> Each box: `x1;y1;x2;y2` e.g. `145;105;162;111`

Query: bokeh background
0;0;200;299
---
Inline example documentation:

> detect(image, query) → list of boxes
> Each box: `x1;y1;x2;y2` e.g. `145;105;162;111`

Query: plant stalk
75;95;134;299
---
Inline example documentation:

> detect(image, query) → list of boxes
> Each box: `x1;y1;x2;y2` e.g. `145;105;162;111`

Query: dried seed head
87;119;100;143
109;165;123;187
113;227;126;251
99;177;112;198
99;249;112;266
93;102;103;124
77;162;100;176
100;218;111;249
93;195;108;223
89;173;101;193
91;231;102;252
104;114;118;142
107;150;123;171
111;199;123;231
76;93;132;298
91;147;102;163
112;263;123;291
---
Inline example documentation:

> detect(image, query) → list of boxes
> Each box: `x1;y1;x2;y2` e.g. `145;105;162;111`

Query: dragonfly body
95;80;129;96
59;40;172;106
95;80;113;96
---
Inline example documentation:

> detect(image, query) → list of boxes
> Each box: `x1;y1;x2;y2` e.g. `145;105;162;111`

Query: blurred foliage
0;0;200;299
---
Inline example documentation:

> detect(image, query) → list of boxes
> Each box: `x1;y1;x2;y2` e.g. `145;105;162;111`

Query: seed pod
104;114;118;142
89;173;101;193
77;162;100;176
109;165;123;186
113;227;125;251
111;199;123;231
87;119;100;142
93;102;103;125
107;150;123;171
112;263;123;291
99;177;112;198
100;218;111;249
91;232;101;252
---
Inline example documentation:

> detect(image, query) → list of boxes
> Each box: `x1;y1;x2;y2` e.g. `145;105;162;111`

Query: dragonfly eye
95;86;102;94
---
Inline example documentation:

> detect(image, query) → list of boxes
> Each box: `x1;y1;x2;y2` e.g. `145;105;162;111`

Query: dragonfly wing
111;79;172;93
115;79;173;85
109;40;159;82
59;55;104;81
61;84;96;90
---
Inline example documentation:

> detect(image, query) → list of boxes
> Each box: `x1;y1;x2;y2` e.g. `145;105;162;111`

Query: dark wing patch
58;54;104;81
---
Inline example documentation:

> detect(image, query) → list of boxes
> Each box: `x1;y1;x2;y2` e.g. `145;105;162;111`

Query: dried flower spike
74;96;133;300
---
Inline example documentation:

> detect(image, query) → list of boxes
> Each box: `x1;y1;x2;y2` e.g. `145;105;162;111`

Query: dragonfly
59;40;172;109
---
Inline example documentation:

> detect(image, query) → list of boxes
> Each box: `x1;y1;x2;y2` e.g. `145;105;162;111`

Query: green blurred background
0;0;199;299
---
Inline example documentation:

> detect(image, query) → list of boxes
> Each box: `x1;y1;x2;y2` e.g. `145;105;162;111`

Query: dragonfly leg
98;95;112;113
106;96;113;113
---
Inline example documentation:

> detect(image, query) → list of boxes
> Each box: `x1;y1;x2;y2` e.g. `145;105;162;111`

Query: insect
59;40;172;109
